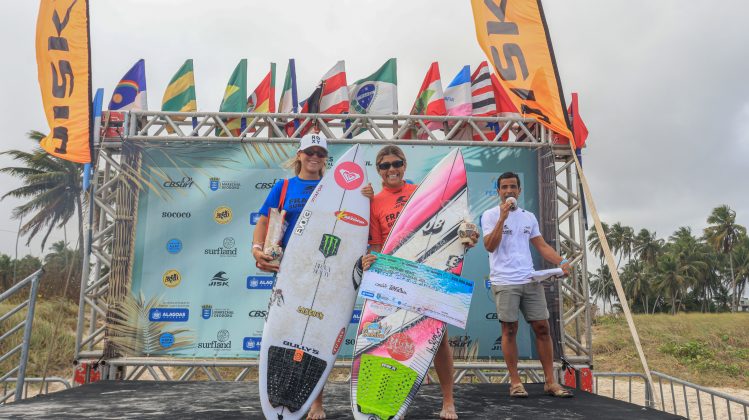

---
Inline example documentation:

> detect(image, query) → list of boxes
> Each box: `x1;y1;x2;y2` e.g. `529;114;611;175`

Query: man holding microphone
481;172;573;398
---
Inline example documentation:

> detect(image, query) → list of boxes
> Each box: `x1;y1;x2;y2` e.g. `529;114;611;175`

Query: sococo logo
243;337;262;351
161;211;191;219
204;237;237;257
209;177;241;191
197;329;232;350
149;308;189;322
247;276;274;290
213;206;233;224
162;270;182;288
163;176;194;188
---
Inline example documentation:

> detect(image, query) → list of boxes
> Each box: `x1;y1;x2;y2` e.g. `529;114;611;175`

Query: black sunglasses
302;149;328;158
377;160;405;170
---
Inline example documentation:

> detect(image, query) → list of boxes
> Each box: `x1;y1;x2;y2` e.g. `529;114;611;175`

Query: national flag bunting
247;63;276;113
312;61;349;114
278;59;298;114
471;61;496;117
556;92;589;148
444;65;472;117
349;58;398;115
109;59;147;111
217;59;247;136
404;62;446;138
162;59;197;113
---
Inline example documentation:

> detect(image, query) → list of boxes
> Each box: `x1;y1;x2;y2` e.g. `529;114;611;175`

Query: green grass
593;313;749;388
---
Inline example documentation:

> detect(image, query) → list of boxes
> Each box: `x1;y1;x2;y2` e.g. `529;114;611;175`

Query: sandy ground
595;377;749;419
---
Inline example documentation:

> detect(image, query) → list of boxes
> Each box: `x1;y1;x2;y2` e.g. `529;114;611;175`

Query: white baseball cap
298;133;328;152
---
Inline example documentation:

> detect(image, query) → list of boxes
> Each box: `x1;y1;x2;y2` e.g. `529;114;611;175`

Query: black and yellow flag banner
36;0;92;163
471;0;573;142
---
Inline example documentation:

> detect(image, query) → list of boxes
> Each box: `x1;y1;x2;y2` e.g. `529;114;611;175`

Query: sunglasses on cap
377;160;405;170
302;149;328;158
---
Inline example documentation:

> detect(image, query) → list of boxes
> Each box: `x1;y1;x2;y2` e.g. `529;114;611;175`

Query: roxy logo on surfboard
334;161;364;190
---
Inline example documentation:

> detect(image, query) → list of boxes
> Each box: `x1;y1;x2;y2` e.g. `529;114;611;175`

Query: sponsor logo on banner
204;237;237;257
149;308;189;322
209;177;241;191
162;211;191;219
350;309;362;323
197;329;232;350
297;306;324;320
335;210;368;227
202;305;234;319
246;276;274;289
201;305;213;319
213;206;233;224
485;279;492;289
334;161;365;190
255;179;280;190
492;336;502;351
243;337;262;351
485;312;498;320
319;234;341;257
209;271;230;287
248;310;268;318
159;333;175;348
250;212;261;225
294;210;312;236
332;328;346;355
166;239;182;254
162;270;182;288
163;177;194;188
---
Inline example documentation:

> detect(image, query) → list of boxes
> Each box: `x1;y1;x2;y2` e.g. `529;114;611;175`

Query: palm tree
621;259;650;312
704;205;746;311
634;228;664;266
608;223;635;267
587;222;610;264
0;131;83;254
732;236;749;306
590;265;615;314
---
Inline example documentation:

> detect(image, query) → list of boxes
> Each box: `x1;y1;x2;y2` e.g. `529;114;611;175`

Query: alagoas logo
335;211;368;227
213;206;233;224
162;270;181;288
334;161;365;190
149;308;189;322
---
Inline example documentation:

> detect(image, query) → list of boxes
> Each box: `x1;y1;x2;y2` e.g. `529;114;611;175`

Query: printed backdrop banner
129;143;541;359
36;0;92;163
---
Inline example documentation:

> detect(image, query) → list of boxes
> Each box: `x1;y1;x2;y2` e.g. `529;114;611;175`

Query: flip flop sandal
509;383;529;398
544;383;574;398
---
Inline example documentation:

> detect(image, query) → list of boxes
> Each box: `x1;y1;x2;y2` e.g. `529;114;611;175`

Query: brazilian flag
217;59;247;136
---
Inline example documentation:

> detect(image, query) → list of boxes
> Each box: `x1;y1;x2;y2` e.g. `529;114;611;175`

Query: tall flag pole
161;59;198;132
109;59;148;111
35;0;93;164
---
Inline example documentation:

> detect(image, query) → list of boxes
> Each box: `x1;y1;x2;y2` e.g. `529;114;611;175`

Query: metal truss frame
74;111;591;381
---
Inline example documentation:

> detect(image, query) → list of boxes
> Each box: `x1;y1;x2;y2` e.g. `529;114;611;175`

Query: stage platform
1;381;683;419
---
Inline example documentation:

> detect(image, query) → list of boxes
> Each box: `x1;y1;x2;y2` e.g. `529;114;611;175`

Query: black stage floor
1;381;683;419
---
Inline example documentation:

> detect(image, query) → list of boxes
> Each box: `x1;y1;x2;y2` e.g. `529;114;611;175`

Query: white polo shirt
480;206;541;285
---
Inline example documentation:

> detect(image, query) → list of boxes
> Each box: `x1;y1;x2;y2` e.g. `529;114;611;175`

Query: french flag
444;65;472;117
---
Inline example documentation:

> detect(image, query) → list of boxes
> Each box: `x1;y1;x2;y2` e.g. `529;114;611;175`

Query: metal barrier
0;269;43;404
594;371;749;420
1;377;71;403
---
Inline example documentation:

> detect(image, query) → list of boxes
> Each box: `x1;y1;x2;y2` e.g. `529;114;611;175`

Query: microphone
506;197;517;211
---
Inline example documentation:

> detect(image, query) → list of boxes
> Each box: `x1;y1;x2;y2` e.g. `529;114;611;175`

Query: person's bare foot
306;403;326;420
439;403;458;419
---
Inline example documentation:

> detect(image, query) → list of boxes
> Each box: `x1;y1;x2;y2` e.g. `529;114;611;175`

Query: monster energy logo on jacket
319;234;341;257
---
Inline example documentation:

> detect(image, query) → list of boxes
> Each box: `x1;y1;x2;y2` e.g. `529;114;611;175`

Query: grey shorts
490;282;549;323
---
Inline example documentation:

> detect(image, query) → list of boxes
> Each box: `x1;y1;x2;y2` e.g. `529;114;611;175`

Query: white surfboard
259;144;369;420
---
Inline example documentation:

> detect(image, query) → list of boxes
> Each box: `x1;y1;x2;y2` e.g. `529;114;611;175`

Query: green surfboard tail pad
356;354;418;419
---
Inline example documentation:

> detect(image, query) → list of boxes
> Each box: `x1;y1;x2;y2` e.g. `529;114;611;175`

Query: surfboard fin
356;354;418;420
267;345;327;413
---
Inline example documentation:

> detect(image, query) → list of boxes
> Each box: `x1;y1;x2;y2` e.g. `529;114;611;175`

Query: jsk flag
349;58;398;115
109;59;148;111
217;59;247;136
247;63;276;113
471;0;573;141
404;62;446;139
36;0;92;163
162;59;197;113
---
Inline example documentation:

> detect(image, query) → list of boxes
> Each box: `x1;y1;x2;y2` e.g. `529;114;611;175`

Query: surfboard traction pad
267;345;328;413
356;354;419;420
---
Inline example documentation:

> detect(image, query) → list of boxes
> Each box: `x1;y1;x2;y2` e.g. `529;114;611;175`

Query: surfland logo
197;329;231;350
204;237;237;257
335;210;367;227
319;234;341;257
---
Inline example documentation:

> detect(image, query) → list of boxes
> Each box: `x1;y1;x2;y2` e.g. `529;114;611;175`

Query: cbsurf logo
334;161;364;190
319;234;341;257
163;176;194;188
335;210;368;227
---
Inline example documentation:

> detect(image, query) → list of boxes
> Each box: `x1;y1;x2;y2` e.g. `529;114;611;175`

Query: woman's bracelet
252;243;264;251
559;258;569;266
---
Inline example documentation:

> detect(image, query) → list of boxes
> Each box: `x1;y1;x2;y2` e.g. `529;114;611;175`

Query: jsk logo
334;161;364;190
319;234;341;257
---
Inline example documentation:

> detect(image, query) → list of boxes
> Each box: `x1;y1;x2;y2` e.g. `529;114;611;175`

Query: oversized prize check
358;252;474;329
